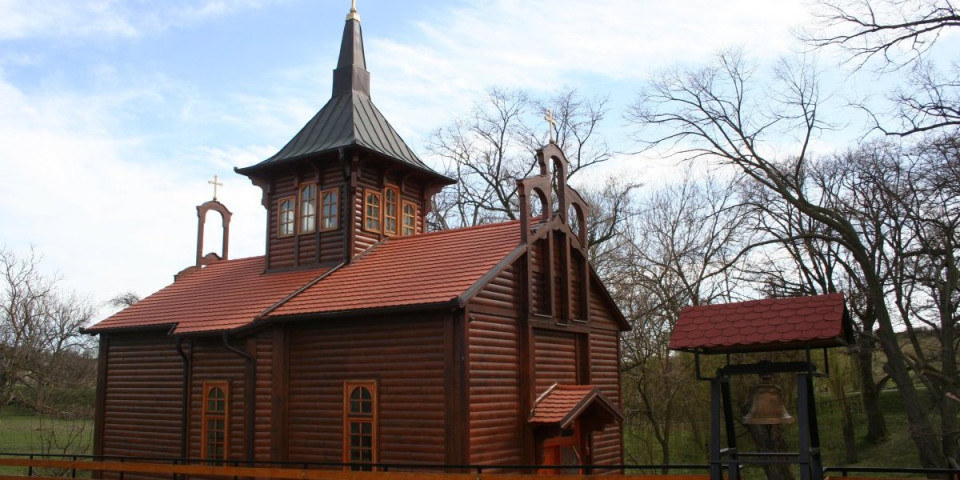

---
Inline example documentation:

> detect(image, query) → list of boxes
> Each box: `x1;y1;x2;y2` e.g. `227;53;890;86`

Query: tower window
364;189;381;233
300;184;317;234
321;188;339;232
383;187;399;236
343;380;378;470
201;381;228;463
401;201;417;236
278;197;295;237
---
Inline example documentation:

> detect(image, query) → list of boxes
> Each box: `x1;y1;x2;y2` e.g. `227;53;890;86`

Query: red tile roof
267;221;523;317
87;221;524;334
87;257;326;334
668;293;853;354
528;384;622;428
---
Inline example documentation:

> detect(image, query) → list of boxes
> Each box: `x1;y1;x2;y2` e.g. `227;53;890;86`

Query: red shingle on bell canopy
668;293;853;354
86;257;327;335
267;221;523;317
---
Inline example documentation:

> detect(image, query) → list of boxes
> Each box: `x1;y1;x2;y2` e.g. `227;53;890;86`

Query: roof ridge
683;292;843;309
388;219;522;242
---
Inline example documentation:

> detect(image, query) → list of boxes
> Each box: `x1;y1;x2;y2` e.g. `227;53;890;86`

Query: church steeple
332;0;370;97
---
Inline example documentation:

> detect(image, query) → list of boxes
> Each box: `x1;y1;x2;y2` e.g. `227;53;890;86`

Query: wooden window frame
320;187;340;232
299;183;318;235
401;200;418;236
382;186;400;237
363;189;382;233
277;196;296;238
201;381;229;463
343;380;378;471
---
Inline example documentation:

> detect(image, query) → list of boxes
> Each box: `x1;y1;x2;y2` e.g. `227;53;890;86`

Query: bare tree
618;175;752;467
806;0;960;135
0;248;95;416
426;87;613;230
628;50;948;468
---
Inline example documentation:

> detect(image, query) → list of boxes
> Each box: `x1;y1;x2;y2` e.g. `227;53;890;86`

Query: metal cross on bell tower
544;109;557;144
208;175;223;201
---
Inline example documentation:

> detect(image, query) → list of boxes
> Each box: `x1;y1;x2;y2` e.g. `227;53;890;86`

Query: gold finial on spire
208;174;224;201
544;109;557;144
346;0;360;21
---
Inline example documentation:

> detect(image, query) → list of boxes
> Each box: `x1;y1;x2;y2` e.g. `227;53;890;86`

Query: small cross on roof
208;175;223;201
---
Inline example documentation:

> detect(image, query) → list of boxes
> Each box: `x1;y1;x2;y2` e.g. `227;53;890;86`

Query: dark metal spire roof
236;5;452;183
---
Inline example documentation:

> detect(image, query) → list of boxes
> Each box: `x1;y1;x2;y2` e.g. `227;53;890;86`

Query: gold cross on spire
544;109;557;144
347;0;360;21
208;175;223;201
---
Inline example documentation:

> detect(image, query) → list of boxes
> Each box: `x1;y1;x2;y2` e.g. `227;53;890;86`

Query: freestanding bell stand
700;356;826;480
667;294;855;480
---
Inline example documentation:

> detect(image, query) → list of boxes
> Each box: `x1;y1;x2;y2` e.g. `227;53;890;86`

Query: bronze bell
743;374;795;425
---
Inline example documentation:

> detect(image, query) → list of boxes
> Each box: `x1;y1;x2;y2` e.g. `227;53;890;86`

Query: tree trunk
839;388;858;464
870;282;946;468
856;333;889;444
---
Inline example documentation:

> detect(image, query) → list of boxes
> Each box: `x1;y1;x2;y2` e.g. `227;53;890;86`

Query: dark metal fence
1;452;958;479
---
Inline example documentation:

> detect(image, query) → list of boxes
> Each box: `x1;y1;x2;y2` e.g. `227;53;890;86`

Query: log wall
284;314;449;466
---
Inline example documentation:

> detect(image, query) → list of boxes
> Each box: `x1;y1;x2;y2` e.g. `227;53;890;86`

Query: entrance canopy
528;384;623;430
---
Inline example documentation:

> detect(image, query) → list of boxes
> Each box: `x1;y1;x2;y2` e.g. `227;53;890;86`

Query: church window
383;186;399;236
201;381;228;463
320;188;339;232
343;380;377;470
364;189;381;232
300;184;317;234
278;197;295;237
401;201;417;236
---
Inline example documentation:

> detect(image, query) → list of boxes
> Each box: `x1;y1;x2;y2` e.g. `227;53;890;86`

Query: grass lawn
0;405;93;476
625;388;924;478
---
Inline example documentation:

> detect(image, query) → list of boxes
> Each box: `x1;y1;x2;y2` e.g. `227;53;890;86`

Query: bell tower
195;175;232;266
234;2;454;271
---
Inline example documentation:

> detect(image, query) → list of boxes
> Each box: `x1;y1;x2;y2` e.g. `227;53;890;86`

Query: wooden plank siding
186;338;248;461
467;264;523;466
100;333;184;480
254;329;274;462
285;314;448;467
532;330;579;396
267;171;299;270
588;277;625;466
266;163;348;270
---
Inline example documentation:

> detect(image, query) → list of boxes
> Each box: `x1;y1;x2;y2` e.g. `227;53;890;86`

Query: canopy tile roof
668;293;853;354
528;384;623;429
267;221;523;317
87;221;524;335
86;257;326;335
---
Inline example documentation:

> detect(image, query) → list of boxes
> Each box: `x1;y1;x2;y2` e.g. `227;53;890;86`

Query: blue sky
2;0;930;315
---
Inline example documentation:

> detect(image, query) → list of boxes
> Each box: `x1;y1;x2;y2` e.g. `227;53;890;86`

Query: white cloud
0;0;287;40
365;0;813;145
0;74;267;312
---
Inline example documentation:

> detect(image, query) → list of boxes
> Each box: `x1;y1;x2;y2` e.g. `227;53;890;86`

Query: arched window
300;184;317;234
202;382;228;463
278;197;295;237
383;187;399;236
343;381;377;470
401;201;417;236
363;189;381;233
320;188;339;232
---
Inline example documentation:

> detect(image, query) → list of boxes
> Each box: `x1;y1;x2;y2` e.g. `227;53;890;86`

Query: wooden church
86;3;628;473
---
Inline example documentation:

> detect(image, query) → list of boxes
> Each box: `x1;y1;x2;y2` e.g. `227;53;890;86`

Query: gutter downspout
222;332;256;464
175;338;193;461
